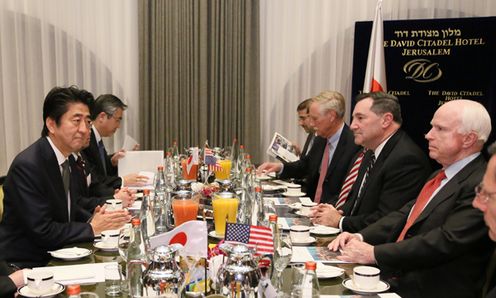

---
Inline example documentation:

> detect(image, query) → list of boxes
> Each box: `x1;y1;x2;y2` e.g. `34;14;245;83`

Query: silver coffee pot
216;243;262;297
142;244;184;297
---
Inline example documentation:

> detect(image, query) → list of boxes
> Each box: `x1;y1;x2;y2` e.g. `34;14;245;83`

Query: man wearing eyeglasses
329;99;493;298
83;94;146;190
473;143;496;298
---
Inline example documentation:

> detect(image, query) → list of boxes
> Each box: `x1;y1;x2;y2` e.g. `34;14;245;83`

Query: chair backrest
0;176;4;221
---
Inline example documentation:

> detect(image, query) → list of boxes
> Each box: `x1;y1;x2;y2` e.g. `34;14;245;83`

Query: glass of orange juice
212;192;239;236
214;159;232;180
172;190;199;226
181;158;198;181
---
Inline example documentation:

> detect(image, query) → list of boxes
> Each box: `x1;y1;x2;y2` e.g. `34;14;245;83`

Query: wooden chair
0;175;5;221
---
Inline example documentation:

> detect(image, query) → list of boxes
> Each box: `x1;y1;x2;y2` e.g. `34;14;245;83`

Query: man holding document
83;94;147;189
257;90;359;204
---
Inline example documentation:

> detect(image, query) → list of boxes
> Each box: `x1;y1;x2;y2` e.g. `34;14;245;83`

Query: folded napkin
33;261;118;285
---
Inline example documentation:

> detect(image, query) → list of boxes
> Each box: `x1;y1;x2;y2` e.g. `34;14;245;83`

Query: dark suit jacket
340;129;431;232
82;129;119;185
0;261;16;298
280;124;360;204
361;155;492;298
0;138;95;268
70;155;109;213
301;133;315;158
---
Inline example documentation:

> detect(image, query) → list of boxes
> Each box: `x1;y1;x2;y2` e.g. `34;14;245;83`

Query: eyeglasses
474;184;496;204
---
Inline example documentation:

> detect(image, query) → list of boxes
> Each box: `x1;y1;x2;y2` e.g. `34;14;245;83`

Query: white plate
49;247;92;260
93;241;118;252
255;174;273;181
282;191;306;197
310;225;340;236
316;264;344;279
288;202;302;210
295;210;310;217
18;283;65;298
208;230;224;240
342;278;390;294
262;185;285;192
291;236;316;245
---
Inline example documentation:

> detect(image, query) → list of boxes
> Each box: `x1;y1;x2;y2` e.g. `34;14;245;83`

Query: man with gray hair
329;99;493;297
311;91;431;232
258;90;360;204
83;94;145;189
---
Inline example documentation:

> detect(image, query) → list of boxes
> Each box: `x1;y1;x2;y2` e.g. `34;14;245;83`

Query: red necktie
314;142;330;203
335;149;366;209
396;170;446;241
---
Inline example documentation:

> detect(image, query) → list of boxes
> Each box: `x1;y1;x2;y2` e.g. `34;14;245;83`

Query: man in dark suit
473;143;496;298
258;90;360;204
329;99;493;298
0;86;131;268
83;94;146;191
311;92;431;232
295;98;316;158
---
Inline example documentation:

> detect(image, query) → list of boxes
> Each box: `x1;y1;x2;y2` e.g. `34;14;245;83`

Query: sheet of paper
33;262;118;285
122;134;139;151
118;150;164;177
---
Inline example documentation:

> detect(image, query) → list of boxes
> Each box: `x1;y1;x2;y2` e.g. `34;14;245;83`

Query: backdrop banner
352;16;496;161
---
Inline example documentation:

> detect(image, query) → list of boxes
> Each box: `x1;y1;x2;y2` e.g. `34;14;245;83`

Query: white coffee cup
290;225;310;242
26;270;54;295
286;184;301;194
301;202;317;216
353;266;380;290
105;199;123;211
101;229;120;247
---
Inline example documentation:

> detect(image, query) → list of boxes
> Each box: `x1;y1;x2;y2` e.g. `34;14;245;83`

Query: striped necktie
335;149;366;209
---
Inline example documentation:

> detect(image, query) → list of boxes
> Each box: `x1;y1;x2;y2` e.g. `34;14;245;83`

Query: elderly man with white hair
329;99;493;298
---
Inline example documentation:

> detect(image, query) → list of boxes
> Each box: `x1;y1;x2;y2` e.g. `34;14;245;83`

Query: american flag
225;223;274;255
204;147;222;171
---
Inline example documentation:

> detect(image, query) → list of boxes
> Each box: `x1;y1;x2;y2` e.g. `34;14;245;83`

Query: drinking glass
105;264;122;296
118;226;131;293
212;193;239;236
273;233;293;297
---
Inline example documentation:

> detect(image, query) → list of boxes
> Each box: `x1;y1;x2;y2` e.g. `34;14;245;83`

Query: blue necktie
98;140;107;175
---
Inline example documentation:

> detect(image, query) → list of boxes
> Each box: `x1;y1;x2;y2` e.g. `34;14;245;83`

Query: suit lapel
412;156;484;225
40;138;70;221
326;125;351;178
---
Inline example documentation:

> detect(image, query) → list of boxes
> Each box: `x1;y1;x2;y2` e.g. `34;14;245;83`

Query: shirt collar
444;152;480;180
46;136;68;166
328;123;344;147
92;126;103;143
374;130;397;158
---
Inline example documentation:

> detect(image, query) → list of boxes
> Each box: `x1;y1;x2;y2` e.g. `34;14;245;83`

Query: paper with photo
122;134;139;151
277;217;310;230
266;132;299;162
291;246;348;264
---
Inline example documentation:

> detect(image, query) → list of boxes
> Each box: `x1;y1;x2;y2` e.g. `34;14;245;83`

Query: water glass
118;226;131;293
105;264;122;296
273;233;292;297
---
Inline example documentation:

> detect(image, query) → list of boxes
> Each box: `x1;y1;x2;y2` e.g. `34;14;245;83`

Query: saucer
316;264;344;279
342;278;390;294
208;230;224;240
49;247;92;260
310;225;340;236
255;174;273;181
18;282;65;298
295;210;310;217
291;236;316;245
93;241;118;252
282;191;306;197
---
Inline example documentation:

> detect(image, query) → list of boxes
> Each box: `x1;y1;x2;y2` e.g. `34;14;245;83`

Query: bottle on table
66;284;81;298
252;186;267;226
296;261;320;297
139;189;155;245
127;218;147;297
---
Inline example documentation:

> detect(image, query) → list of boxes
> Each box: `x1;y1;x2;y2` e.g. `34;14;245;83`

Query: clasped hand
328;232;376;264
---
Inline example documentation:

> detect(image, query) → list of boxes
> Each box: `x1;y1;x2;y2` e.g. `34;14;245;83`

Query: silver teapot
216;243;262;297
142;244;184;297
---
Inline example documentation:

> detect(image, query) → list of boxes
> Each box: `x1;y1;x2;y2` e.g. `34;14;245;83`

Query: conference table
44;197;389;297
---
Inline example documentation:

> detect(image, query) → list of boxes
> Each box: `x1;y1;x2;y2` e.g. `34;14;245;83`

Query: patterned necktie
357;152;375;199
98;140;107;175
396;170;446;242
314;142;330;203
335;149;366;209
